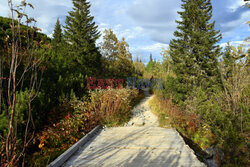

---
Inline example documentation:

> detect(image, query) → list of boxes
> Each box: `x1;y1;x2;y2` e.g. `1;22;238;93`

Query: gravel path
63;89;206;167
124;89;158;127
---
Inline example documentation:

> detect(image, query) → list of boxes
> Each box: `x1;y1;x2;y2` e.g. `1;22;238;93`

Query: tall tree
150;53;153;62
64;0;101;76
146;54;156;72
101;29;133;77
169;0;222;101
116;37;134;77
222;42;233;79
102;29;119;62
52;18;63;48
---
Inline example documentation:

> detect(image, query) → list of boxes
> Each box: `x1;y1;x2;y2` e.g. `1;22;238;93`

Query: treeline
0;0;143;166
148;0;249;166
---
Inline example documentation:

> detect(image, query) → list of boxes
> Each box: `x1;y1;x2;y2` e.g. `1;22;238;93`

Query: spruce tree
146;54;156;72
221;42;234;79
52;18;63;47
64;0;101;76
169;0;222;101
150;53;153;62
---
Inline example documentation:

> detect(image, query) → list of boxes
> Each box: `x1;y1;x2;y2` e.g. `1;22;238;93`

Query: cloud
220;40;250;49
0;0;72;34
128;0;181;44
212;0;249;34
141;43;169;52
128;0;249;44
0;0;248;64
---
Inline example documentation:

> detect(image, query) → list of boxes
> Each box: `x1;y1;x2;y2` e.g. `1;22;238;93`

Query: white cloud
141;43;169;52
220;40;250;48
229;0;246;10
0;0;248;64
220;11;250;34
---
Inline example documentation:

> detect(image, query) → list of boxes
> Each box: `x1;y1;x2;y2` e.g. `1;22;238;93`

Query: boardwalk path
63;90;206;167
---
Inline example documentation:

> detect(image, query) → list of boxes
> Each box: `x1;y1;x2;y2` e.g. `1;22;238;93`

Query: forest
0;0;249;166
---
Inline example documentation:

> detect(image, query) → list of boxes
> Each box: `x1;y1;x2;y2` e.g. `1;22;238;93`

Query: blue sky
0;0;249;63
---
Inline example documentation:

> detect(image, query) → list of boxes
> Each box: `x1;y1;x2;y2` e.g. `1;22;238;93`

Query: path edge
47;125;103;167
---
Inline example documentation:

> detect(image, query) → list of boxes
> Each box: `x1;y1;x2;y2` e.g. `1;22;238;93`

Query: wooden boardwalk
63;91;205;167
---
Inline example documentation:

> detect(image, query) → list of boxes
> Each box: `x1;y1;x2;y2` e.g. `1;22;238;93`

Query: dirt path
63;89;206;167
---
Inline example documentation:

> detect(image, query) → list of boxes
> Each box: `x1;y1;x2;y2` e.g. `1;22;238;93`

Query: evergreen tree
169;0;222;101
146;53;156;72
223;42;233;79
64;0;101;76
150;53;153;62
52;18;63;47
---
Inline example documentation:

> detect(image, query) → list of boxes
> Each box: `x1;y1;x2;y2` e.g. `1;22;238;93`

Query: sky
0;0;249;63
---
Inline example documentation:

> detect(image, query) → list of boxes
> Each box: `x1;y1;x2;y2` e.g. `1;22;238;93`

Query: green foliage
0;109;8;137
169;0;222;101
0;0;141;164
52;18;63;49
28;89;140;166
146;54;156;72
150;3;249;164
64;0;101;77
101;29;134;78
149;96;215;150
134;58;146;77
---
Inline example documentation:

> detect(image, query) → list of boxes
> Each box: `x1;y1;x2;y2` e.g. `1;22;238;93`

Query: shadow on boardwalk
63;89;205;167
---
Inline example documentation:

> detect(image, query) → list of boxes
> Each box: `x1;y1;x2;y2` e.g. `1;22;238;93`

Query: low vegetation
0;0;249;166
146;1;249;166
27;89;142;166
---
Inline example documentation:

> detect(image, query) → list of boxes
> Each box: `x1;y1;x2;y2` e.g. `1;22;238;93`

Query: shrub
149;96;215;150
27;88;140;166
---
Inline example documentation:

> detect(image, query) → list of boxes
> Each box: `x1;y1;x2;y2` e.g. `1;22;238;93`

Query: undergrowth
26;88;142;166
149;96;215;152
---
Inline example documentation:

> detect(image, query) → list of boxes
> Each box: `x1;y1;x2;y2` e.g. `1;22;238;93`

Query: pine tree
169;0;222;101
52;18;63;48
146;53;156;72
150;53;153;62
64;0;101;76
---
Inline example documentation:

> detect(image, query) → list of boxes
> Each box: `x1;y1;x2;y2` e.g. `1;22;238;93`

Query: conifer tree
52;18;63;47
223;42;233;79
64;0;101;76
169;0;222;101
146;54;156;72
150;53;153;62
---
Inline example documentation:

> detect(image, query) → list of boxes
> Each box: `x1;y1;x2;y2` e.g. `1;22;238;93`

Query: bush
27;88;140;166
149;96;215;150
186;86;249;165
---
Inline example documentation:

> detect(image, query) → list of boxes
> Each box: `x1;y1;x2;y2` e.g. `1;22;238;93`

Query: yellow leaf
38;143;44;149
